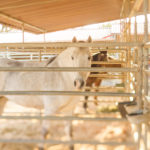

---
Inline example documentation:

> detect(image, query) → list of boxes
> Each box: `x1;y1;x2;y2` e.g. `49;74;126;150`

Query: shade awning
0;0;123;34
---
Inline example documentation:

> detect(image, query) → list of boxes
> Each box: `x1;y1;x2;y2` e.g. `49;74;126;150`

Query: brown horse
83;51;122;112
83;51;108;111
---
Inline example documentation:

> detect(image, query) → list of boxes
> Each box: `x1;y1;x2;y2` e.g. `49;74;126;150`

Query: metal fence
0;41;149;150
0;0;150;149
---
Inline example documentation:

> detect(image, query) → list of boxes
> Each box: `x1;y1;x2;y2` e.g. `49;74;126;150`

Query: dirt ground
0;101;136;150
0;79;137;150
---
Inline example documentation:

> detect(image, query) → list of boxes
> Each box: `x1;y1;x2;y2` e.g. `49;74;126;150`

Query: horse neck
46;47;75;79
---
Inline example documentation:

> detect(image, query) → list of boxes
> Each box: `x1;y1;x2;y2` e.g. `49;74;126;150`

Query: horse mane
46;56;57;66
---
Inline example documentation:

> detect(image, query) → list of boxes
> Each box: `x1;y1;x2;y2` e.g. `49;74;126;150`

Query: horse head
95;51;108;61
46;36;92;90
71;36;92;89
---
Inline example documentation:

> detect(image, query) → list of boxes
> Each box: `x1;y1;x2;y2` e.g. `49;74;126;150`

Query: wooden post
22;23;24;43
137;46;143;109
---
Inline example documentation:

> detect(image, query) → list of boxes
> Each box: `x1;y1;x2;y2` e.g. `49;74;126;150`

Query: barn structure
0;0;149;150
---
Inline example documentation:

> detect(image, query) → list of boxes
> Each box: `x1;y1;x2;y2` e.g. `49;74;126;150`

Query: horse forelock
72;47;90;57
78;41;89;50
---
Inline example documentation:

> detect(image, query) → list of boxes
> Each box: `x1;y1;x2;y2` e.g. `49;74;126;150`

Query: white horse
0;37;92;150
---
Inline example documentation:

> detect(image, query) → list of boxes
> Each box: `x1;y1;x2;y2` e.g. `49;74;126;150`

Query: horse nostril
74;79;85;89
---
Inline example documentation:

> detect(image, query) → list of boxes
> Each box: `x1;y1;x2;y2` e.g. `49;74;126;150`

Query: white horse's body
0;37;91;149
0;46;91;115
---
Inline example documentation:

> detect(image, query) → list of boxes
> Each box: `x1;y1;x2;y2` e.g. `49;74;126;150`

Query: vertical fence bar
43;32;47;54
144;0;149;42
137;47;143;108
134;15;138;42
143;0;149;149
143;123;148;150
39;50;42;62
136;45;143;150
143;0;149;97
127;16;131;94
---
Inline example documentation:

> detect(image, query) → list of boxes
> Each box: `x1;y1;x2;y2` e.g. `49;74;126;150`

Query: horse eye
71;56;74;60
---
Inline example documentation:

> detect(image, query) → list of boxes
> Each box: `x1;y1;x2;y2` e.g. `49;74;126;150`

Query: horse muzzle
74;79;85;89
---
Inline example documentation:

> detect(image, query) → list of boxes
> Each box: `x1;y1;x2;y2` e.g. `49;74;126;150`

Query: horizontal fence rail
0;91;137;96
144;42;150;48
0;67;138;72
0;42;143;48
0;138;136;146
145;70;150;75
0;49;129;53
0;115;127;121
91;61;126;64
89;74;125;78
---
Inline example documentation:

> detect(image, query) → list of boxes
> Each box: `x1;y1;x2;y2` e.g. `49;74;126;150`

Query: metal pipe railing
0;138;136;146
0;67;138;72
0;42;143;48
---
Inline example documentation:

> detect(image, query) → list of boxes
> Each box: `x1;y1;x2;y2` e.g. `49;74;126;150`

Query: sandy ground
0;101;136;150
0;79;137;150
0;119;135;150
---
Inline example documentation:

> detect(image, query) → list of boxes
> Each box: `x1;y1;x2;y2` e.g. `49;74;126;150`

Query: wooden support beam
121;0;143;18
129;0;143;18
121;0;143;35
0;12;46;33
120;0;126;17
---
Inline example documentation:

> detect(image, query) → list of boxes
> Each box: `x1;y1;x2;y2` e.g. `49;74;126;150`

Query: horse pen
0;0;150;150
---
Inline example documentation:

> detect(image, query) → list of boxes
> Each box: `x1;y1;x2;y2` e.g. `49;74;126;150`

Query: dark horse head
92;51;108;67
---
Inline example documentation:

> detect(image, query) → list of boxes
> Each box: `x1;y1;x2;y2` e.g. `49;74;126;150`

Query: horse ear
87;36;92;43
72;36;77;43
